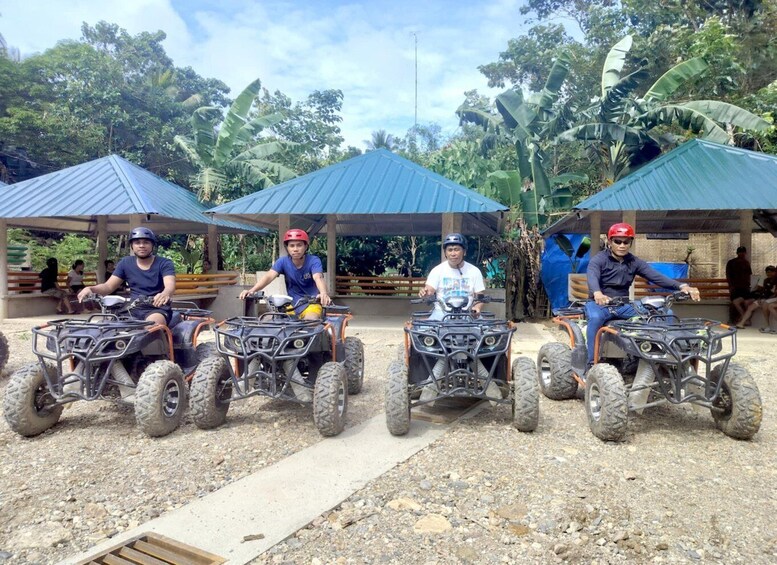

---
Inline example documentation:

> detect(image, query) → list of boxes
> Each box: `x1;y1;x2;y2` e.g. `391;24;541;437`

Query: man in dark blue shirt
78;227;176;326
585;223;700;366
239;229;332;319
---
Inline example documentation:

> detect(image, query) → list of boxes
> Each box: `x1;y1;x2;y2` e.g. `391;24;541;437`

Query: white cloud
2;0;531;149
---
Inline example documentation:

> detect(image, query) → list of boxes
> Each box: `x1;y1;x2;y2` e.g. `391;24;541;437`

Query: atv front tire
537;342;577;400
135;360;186;437
3;362;63;436
710;363;762;440
190;356;232;429
585;363;628;441
313;362;348;437
511;356;539;432
343;336;365;394
385;360;411;436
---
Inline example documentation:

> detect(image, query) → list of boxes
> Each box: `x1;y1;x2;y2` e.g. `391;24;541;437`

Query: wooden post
623;210;637;253
739;209;752;255
0;219;7;320
278;215;290;258
327;215;337;296
97;215;107;282
441;213;455;261
129;214;144;256
207;225;218;271
589;211;601;259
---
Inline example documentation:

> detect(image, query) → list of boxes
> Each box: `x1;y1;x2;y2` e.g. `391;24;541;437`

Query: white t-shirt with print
425;261;486;316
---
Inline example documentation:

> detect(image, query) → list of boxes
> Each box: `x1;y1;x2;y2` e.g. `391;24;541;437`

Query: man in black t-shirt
78;228;176;326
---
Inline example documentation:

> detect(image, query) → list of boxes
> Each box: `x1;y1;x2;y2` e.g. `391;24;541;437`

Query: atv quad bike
385;293;539;436
3;295;215;438
0;330;8;375
189;292;364;437
543;291;762;441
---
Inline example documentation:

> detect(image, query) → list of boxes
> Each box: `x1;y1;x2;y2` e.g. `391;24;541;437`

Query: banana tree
174;77;297;203
557;35;770;183
458;51;586;228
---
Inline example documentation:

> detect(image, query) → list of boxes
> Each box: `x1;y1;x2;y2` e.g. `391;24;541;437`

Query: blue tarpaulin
541;235;689;311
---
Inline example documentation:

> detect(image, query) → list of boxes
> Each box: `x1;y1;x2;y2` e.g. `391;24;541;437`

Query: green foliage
174;77;298;203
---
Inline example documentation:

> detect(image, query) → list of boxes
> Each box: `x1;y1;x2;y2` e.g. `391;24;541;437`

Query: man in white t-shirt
420;233;486;319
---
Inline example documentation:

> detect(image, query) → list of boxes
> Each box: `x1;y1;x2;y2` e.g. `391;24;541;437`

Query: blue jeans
584;301;638;364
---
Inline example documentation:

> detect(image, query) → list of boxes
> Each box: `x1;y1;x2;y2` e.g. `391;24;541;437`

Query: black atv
542;291;762;441
385;293;539;435
188;292;364;437
3;295;215;438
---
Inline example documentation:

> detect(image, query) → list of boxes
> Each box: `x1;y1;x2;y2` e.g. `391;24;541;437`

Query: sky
1;0;533;150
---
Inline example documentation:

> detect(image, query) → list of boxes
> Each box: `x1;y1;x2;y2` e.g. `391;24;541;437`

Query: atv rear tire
190;356;232;429
135;360;186;437
537;342;577;400
3;362;63;436
0;331;9;374
385;360;411;436
710;363;762;440
343;336;365;394
313;362;348;437
585;363;628;442
511;356;539;432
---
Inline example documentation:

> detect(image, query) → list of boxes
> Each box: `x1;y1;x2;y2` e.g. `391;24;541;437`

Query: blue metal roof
0;155;264;234
208;149;507;236
544;139;777;235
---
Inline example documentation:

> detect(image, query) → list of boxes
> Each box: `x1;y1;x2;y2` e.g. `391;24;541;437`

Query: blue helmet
443;232;467;252
129;226;157;244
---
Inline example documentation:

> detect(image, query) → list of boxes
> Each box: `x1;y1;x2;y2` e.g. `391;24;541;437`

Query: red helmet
283;229;309;245
607;223;635;239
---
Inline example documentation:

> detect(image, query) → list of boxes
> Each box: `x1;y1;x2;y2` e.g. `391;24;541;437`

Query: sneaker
759;327;770;333
484;381;502;406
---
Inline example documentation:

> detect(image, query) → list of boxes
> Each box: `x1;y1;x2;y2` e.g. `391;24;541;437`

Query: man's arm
636;260;700;301
312;272;332;306
586;253;609;305
239;270;279;300
153;274;176;307
77;275;124;301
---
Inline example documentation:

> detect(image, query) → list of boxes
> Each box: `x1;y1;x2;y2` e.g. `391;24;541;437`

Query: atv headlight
639;341;652;353
223;335;242;352
423;336;435;347
484;336;497;347
114;340;127;350
293;338;306;349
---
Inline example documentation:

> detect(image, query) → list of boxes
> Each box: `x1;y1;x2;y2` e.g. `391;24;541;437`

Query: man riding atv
585;223;701;371
78;227;175;326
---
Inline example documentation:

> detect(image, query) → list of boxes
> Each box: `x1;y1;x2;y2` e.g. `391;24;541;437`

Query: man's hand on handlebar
593;291;611;306
317;292;332;307
152;292;171;308
680;285;701;302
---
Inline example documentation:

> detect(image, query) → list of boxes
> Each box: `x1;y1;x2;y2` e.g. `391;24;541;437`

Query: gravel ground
0;318;775;565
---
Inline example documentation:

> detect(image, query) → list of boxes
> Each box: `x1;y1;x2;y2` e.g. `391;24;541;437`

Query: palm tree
174;77;297;203
365;129;398;151
557;35;770;184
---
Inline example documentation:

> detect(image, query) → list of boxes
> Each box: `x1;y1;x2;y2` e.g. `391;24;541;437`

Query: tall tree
365;129;399;151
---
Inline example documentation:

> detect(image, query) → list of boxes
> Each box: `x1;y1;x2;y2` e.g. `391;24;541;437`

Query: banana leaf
538;51;571;109
643;58;708;103
486;170;522;207
554;234;575;259
601;35;633;97
214;78;263;166
681;100;769;131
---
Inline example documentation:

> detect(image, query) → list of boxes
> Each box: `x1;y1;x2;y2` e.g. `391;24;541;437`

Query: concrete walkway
60;415;453;565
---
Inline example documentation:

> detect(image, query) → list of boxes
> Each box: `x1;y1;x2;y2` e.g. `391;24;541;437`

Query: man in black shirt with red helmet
584;223;700;367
